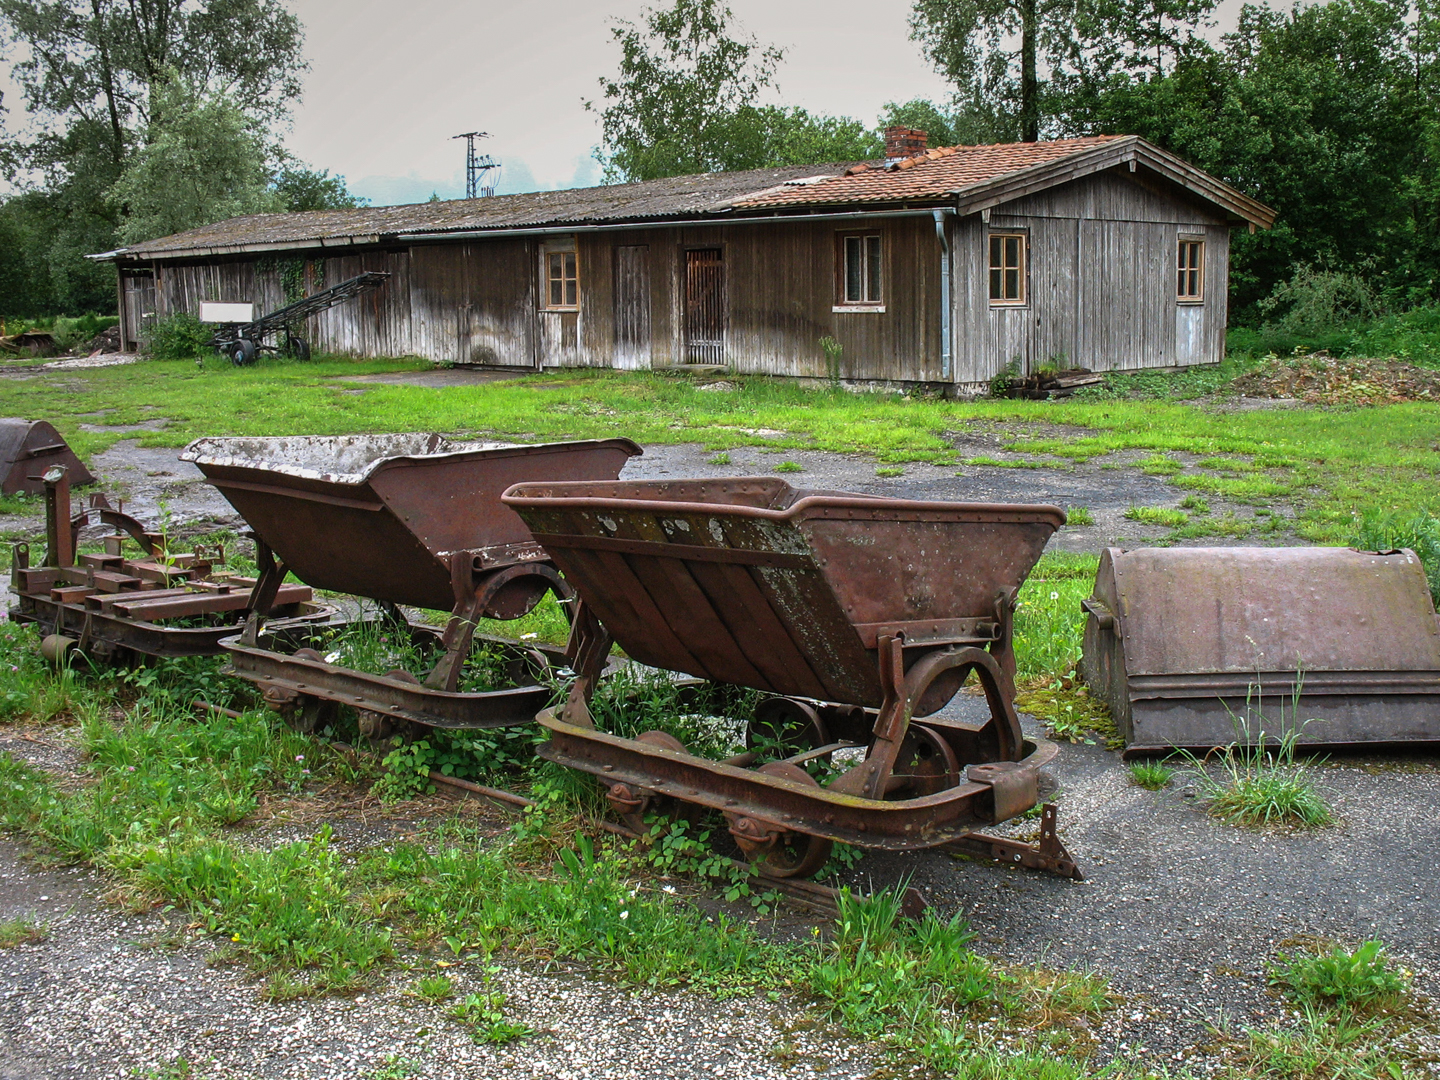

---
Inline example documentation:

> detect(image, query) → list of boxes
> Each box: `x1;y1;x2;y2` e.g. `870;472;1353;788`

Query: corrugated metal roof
107;136;1275;261
115;162;854;258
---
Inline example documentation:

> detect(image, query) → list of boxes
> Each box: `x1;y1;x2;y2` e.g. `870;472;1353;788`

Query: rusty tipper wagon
183;434;641;733
503;478;1071;879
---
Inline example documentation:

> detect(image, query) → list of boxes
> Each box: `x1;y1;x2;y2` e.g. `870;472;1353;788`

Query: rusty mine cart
182;434;642;735
9;464;333;664
503;478;1081;881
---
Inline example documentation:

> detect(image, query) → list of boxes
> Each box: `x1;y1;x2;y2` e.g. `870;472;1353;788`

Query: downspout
933;209;953;381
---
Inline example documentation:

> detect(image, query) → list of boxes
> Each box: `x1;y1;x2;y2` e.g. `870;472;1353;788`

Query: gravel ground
3;710;1438;1079
0;425;1287;555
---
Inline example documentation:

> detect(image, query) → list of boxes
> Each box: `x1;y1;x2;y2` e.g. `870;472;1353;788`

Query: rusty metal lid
1092;546;1440;676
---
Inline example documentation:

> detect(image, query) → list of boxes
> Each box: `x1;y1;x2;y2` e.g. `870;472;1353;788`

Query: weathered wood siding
126;169;1228;382
952;168;1230;383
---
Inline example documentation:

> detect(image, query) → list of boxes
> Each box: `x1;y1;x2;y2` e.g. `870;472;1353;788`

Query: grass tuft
1064;506;1094;526
0;914;48;947
1128;761;1174;790
1184;724;1332;829
774;460;804;473
1124;505;1188;527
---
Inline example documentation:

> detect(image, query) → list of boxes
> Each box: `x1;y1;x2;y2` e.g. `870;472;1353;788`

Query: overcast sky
286;0;954;204
2;0;1256;205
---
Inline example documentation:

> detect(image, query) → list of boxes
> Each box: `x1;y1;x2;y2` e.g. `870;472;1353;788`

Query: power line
452;131;500;199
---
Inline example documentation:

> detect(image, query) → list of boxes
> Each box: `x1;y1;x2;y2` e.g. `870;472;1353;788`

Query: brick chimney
884;126;928;162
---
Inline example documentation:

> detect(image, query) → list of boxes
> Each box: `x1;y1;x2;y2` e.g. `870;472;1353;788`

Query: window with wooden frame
1177;238;1204;301
988;233;1026;305
541;243;579;310
837;234;883;307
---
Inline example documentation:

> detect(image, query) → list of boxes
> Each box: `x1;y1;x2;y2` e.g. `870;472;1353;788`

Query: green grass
1013;553;1099;681
1127;761;1174;790
773;460;804;472
1178;494;1211;514
0;914;47;947
410;973;454;1002
1063;506;1094;526
1123;505;1188;527
875;465;904;477
0;356;1436;544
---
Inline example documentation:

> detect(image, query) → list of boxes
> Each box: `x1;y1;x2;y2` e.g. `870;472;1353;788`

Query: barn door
614;244;651;369
121;269;155;352
684;248;724;364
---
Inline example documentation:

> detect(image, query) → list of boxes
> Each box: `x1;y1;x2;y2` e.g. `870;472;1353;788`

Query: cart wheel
605;730;695;836
747;697;829;763
230;338;257;366
290;337;311;362
892;723;961;797
748;762;833;879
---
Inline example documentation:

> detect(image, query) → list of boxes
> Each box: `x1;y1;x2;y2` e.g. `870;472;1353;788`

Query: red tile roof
733;136;1129;209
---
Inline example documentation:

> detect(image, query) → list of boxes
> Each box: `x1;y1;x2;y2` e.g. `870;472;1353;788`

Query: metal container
0;419;94;494
504;478;1073;877
181;435;642;612
1081;546;1440;753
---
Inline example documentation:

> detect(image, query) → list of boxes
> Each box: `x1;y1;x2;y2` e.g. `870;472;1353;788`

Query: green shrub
146;312;214;359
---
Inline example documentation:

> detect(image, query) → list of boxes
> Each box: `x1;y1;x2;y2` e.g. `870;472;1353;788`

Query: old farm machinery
503;478;1079;880
9;464;332;664
0;419;94;494
1082;546;1440;755
206;271;390;365
182;434;641;734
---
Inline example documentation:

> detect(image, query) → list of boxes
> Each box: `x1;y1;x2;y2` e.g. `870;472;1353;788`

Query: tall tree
591;0;880;181
910;0;1216;140
0;0;305;311
108;76;282;244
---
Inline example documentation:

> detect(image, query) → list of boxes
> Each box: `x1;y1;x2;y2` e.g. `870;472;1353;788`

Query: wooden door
684;248;724;364
614;244;651;369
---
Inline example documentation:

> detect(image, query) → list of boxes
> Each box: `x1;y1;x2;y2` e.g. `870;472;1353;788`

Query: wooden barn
103;131;1274;389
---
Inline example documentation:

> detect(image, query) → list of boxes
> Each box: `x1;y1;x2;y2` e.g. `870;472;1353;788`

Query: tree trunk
1020;0;1039;141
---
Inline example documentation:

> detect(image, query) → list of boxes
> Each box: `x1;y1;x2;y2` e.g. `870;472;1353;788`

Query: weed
1220;1004;1411;1080
367;1056;422;1080
0;914;47;947
875;466;904;477
1124;505;1189;527
1064;506;1094;526
1179;495;1211;513
774;460;804;473
710;451;731;465
1183;718;1332;829
1271;940;1409;1010
411;973;454;1002
449;977;532;1045
1128;761;1174;790
131;1058;193;1080
819;335;844;383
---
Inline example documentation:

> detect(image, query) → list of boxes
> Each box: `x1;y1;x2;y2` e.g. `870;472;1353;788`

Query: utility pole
452;131;500;199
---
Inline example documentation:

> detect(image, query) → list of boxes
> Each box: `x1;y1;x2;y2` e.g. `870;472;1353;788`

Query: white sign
198;302;254;323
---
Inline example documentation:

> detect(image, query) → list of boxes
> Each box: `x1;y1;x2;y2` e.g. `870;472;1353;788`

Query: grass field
8;353;1440;545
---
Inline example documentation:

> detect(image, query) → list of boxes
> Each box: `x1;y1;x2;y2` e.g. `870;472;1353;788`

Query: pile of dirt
87;324;121;354
1232;352;1440;404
